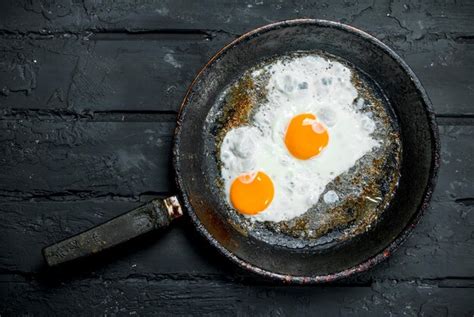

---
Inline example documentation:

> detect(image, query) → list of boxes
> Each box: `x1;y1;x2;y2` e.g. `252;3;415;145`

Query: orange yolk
284;113;329;160
230;171;274;215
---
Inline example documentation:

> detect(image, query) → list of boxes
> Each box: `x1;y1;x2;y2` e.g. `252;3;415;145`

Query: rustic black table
1;1;473;315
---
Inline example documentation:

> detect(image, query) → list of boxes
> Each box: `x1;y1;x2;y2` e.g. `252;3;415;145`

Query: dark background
0;0;473;315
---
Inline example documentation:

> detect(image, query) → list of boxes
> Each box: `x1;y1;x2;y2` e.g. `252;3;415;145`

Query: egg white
220;55;379;222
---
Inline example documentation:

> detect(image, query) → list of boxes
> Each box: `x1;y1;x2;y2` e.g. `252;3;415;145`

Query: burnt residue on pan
217;75;254;133
209;51;402;248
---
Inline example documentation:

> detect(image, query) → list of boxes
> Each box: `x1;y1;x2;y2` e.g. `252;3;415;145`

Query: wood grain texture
1;0;473;315
1;0;473;36
1;278;473;316
0;35;230;112
0;34;473;114
0;120;175;197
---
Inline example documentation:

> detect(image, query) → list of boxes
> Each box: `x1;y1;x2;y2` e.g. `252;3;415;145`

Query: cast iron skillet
43;19;440;284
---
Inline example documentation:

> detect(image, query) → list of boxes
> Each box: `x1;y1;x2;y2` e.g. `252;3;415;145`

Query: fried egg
220;55;380;222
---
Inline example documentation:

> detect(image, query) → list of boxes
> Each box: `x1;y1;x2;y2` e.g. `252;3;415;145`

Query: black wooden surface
1;1;473;315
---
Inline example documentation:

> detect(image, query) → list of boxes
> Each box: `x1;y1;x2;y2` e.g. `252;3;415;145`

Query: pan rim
173;18;440;284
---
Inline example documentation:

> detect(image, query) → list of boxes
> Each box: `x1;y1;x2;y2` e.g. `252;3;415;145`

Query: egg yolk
284;113;329;160
230;171;274;215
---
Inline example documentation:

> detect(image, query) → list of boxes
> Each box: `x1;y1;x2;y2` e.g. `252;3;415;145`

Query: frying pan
43;19;440;284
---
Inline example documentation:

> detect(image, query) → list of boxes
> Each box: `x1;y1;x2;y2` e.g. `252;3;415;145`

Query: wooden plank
1;277;473;315
0;35;232;112
0;119;175;197
1;0;474;36
0;124;472;280
387;36;474;115
1;35;473;114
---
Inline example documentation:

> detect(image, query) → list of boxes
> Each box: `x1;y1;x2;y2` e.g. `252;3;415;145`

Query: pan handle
42;196;183;266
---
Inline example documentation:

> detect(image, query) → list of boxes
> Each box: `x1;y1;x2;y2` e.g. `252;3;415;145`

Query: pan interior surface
174;20;439;281
205;50;402;249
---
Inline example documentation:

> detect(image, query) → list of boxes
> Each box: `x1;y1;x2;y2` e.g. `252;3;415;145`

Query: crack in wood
0;108;178;122
0;189;169;203
454;198;474;206
0;28;238;41
1;109;473;123
454;34;474;44
436;114;474;126
1;270;473;288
